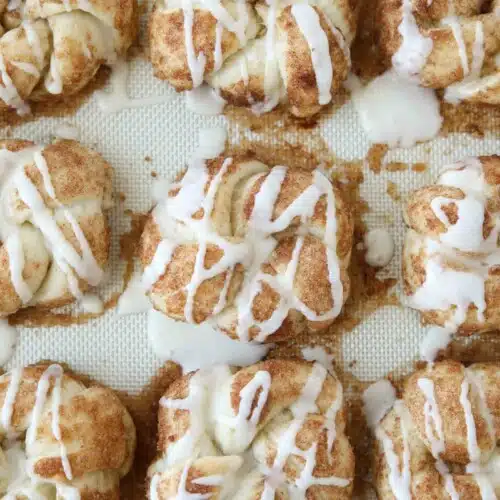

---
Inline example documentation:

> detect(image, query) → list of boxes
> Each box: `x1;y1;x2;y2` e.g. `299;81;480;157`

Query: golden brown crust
378;0;500;103
0;363;136;498
0;139;112;316
373;360;500;499
0;0;137;113
139;155;353;343
149;0;357;117
149;359;355;499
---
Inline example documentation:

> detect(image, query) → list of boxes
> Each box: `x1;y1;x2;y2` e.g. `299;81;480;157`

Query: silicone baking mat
2;3;500;497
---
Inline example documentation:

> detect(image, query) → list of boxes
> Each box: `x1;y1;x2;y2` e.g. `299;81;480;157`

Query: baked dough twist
139;155;353;343
0;0;136;115
0;139;112;316
149;0;357;117
0;363;136;499
370;360;500;499
403;155;500;335
148;359;355;499
378;0;500;104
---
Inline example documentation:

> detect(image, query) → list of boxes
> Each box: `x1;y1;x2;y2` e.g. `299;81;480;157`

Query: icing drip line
14;151;104;298
183;0;207;88
26;365;74;480
377;401;412;500
393;0;433;81
96;60;171;114
253;0;280;114
291;5;333;106
1;367;23;437
418;377;459;499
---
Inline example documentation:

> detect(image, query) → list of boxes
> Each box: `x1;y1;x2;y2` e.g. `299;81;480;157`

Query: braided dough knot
0;0;136;114
372;360;500;499
0;364;136;498
149;0;358;117
0;139;112;316
139;156;353;343
148;360;355;499
403;155;500;334
378;0;500;104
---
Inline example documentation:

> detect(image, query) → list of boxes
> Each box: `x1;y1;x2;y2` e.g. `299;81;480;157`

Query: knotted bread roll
0;363;136;499
369;360;500;499
0;139;112;316
148;359;355;499
403;155;500;335
378;0;500;104
0;0;136;115
139;155;353;343
149;0;357;117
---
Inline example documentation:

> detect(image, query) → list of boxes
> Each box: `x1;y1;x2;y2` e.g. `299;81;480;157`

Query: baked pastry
378;0;500;104
139;155;353;343
370;360;500;499
0;139;112;316
0;362;136;498
0;0;136;115
403;155;500;335
148;359;355;499
149;0;358;117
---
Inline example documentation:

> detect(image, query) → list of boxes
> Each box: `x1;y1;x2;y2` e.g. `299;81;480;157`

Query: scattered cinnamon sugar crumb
386;162;408;172
387;181;401;202
412;162;428;173
366;144;388;174
145;156;153;163
118;192;126;203
151;171;157;178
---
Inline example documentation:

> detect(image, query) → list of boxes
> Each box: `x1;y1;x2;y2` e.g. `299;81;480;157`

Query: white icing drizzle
14;151;104;297
44;53;63;95
176;460;211;499
260;363;350;497
0;321;17;368
10;61;40;78
459;374;480;464
5;230;33;304
183;0;208;88
1;368;23;437
22;21;44;68
375;400;412;500
470;21;485;79
143;157;250;324
417;377;445;458
0;54;30;115
408;158;498;336
254;0;280;114
96;60;171;114
214;22;224;72
26;365;74;481
233;370;271;432
147;160;344;343
393;0;433;80
235;168;342;342
418;377;459;499
442;16;469;76
445;20;485;103
291;5;332;106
